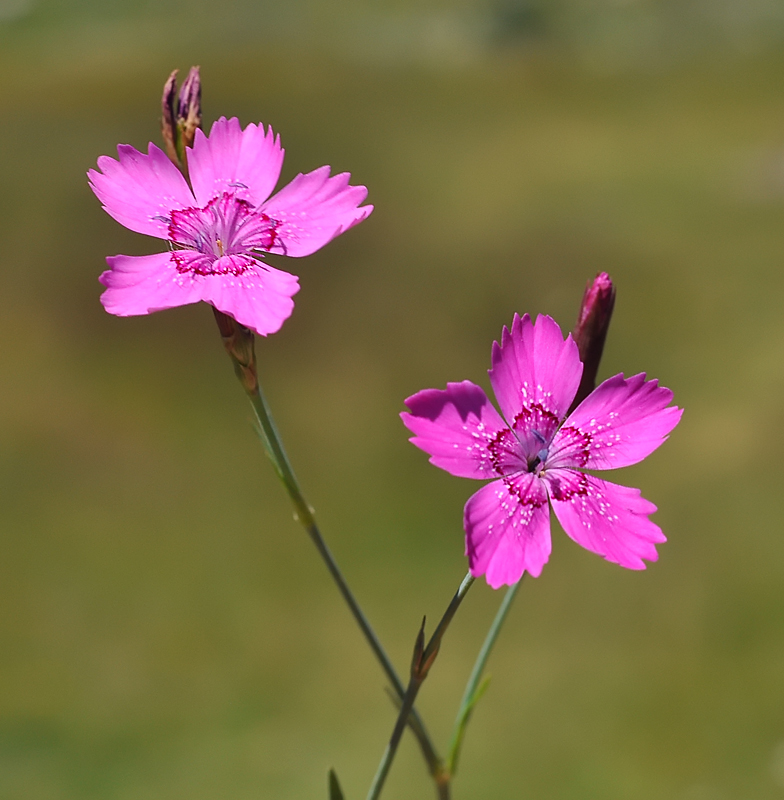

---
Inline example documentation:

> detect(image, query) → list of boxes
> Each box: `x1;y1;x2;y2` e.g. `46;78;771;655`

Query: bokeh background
1;0;784;798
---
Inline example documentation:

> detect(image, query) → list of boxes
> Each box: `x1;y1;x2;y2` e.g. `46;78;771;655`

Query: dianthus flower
402;314;682;588
89;117;372;335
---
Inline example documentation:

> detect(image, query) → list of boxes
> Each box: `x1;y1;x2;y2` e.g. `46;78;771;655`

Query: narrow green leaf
465;674;492;717
328;768;345;800
447;675;492;776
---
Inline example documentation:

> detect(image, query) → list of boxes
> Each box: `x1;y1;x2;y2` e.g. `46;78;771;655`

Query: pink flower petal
260;166;373;257
550;373;683;470
196;258;300;337
188;116;284;208
100;252;298;336
545;469;665;569
401;381;516;479
99;252;202;316
88;144;195;239
489;314;582;428
464;473;551;587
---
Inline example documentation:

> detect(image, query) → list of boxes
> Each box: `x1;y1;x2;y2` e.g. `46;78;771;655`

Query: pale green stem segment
366;572;475;800
447;577;523;777
212;310;443;786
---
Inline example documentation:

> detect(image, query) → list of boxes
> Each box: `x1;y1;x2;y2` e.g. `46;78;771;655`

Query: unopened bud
160;66;202;171
177;66;202;152
161;70;179;165
570;272;615;412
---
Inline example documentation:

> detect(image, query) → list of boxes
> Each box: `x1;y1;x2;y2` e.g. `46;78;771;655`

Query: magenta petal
260;166;373;257
188;116;284;208
552;373;683;470
464;474;551;588
196;259;300;337
401;381;515;479
100;252;201;316
545;469;665;569
88;143;195;238
489;314;582;428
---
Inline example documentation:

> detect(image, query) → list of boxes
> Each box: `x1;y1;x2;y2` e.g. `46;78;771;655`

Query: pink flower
89;116;373;336
401;314;682;588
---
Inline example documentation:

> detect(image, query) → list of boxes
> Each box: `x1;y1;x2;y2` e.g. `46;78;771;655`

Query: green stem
447;577;523;777
247;380;443;769
213;310;444;787
366;572;474;800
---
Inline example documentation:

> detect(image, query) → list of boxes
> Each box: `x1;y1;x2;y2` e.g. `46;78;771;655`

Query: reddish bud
160;66;202;171
177;66;202;152
569;272;616;412
161;69;179;165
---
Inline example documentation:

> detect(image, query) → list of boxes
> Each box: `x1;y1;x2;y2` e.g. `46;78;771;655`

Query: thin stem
246;380;442;772
366;572;474;800
213;310;444;786
447;577;523;777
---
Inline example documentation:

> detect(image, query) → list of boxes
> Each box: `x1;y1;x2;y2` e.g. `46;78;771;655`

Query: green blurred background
1;0;784;797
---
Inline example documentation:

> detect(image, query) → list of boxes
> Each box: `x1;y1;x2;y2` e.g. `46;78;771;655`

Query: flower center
528;429;550;472
509;402;561;473
166;192;282;276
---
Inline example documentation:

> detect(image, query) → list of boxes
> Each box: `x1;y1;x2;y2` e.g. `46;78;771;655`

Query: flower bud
160;66;202;170
177;66;202;152
161;69;179;165
569;271;616;412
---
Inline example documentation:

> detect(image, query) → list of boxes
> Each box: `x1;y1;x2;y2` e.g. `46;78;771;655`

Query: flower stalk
212;308;445;785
